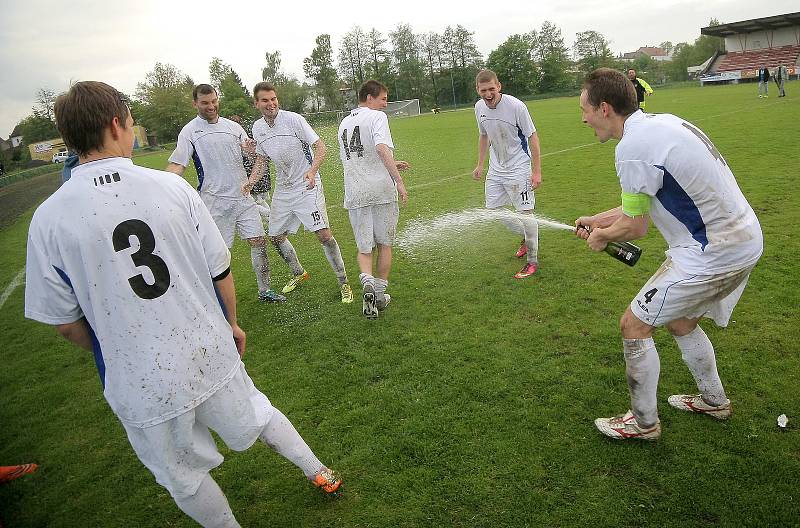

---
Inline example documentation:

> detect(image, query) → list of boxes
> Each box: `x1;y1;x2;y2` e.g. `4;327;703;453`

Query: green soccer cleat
340;283;354;304
282;271;310;294
258;289;286;303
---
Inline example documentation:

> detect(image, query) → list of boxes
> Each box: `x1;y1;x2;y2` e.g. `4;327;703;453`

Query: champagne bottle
604;241;642;267
578;225;643;267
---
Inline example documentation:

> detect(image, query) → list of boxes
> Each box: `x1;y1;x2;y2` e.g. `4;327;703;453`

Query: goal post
382;99;421;118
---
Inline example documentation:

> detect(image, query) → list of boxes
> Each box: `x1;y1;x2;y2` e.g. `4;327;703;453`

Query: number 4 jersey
616;111;762;275
25;157;241;428
337;106;397;209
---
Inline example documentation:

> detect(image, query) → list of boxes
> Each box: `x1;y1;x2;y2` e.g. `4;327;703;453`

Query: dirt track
0;172;61;229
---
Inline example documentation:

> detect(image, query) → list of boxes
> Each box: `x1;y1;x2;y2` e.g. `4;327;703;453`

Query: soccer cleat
363;283;378;319
311;468;342;494
340;283;354;304
515;239;528;258
594;410;661;441
377;294;391;311
258;289;286;303
282;271;310;294
513;262;538;279
0;464;38;484
668;394;732;420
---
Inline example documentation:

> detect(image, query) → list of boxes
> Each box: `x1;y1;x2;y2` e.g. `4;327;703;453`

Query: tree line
5;20;722;169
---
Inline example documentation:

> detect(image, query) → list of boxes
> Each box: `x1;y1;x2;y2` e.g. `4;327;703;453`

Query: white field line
0;269;25;311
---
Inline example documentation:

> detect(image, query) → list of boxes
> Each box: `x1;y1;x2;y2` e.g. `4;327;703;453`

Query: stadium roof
702;12;800;37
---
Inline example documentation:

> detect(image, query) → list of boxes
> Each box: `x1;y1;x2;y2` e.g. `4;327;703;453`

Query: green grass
1;81;798;527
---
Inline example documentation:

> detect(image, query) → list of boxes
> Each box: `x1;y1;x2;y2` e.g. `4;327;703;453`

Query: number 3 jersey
616;111;762;274
337;106;397;209
25;157;241;428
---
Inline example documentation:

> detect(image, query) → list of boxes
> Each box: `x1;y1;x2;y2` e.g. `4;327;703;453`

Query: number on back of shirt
112;219;171;300
681;122;727;166
341;126;364;160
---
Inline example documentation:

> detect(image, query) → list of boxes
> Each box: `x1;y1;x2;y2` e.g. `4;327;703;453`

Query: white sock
173;474;240;528
374;277;388;303
359;273;374;290
623;338;661;427
522;218;539;264
674;326;728;406
259;409;323;478
322;237;348;285
274;239;304;276
250;246;270;293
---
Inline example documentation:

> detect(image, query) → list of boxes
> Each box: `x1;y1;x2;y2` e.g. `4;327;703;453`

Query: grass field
1;82;798;527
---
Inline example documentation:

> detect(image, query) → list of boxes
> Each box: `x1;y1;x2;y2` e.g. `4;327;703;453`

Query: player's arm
528;132;542;189
212;269;246;357
473;134;489;181
242;154;268;195
576;193;651;250
303;139;326;189
165;162;186;176
376;143;408;205
56;318;94;352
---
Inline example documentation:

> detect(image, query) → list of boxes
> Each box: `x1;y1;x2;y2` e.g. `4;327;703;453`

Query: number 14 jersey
337;106;397;209
25;157;240;428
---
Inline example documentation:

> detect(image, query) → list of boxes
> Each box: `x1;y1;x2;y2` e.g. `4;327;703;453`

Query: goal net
382;99;420;118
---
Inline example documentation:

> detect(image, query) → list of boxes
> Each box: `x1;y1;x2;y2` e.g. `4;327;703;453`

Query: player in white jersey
337;80;409;319
472;70;542;279
24;82;341;527
243;82;353;304
167;84;286;303
575;68;763;441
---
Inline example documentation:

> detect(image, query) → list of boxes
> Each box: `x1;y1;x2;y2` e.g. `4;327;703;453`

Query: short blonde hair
475;69;499;86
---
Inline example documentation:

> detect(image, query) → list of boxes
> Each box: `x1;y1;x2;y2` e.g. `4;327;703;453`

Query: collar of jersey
70;156;133;177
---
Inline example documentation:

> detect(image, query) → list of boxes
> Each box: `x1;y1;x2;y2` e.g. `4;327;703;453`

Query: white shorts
268;185;329;236
485;174;534;211
348;202;400;253
123;363;274;500
630;258;755;328
201;193;265;248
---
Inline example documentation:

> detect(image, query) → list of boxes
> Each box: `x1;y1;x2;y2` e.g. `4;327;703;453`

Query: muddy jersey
25;157;240;428
475;94;536;178
617;111;763;274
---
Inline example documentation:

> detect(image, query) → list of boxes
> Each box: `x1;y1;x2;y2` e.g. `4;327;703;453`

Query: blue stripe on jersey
517;125;530;157
53;265;106;386
192;151;205;192
301;141;313;166
655;165;708;250
214;282;228;321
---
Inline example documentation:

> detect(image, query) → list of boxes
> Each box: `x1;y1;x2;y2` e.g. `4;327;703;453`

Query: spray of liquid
395;208;573;254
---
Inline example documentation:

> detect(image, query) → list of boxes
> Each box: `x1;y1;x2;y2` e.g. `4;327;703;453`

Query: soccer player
472;69;542;279
575;68;763;441
167;84;286;302
627;69;654;110
24;81;341;527
243;82;353;303
229;113;272;220
337;80;409;319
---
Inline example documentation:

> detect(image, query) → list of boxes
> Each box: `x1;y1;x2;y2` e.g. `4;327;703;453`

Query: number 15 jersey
338;106;397;209
25;157;240;428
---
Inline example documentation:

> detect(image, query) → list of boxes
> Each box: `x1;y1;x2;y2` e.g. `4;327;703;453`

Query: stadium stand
699;12;800;84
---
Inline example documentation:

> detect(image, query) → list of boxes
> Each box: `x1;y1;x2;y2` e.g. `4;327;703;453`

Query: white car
52;151;70;163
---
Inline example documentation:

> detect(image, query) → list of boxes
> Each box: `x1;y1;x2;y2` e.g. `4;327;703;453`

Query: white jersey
252;111;321;196
338;106;397;209
475;94;536;178
169;116;250;198
617;111;763;274
25;157;241;428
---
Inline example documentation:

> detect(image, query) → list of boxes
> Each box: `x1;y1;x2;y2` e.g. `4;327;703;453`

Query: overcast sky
1;1;796;137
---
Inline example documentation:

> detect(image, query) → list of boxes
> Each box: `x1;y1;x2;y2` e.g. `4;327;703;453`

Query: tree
134;62;195;142
15;113;59;144
487;34;538;96
338;26;368;88
389;23;425;101
304;34;341;111
440;25;483;105
532;21;571;92
34;88;57;122
262;50;286;84
659;41;674;56
365;28;391;80
573;30;616;78
420;32;443;105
